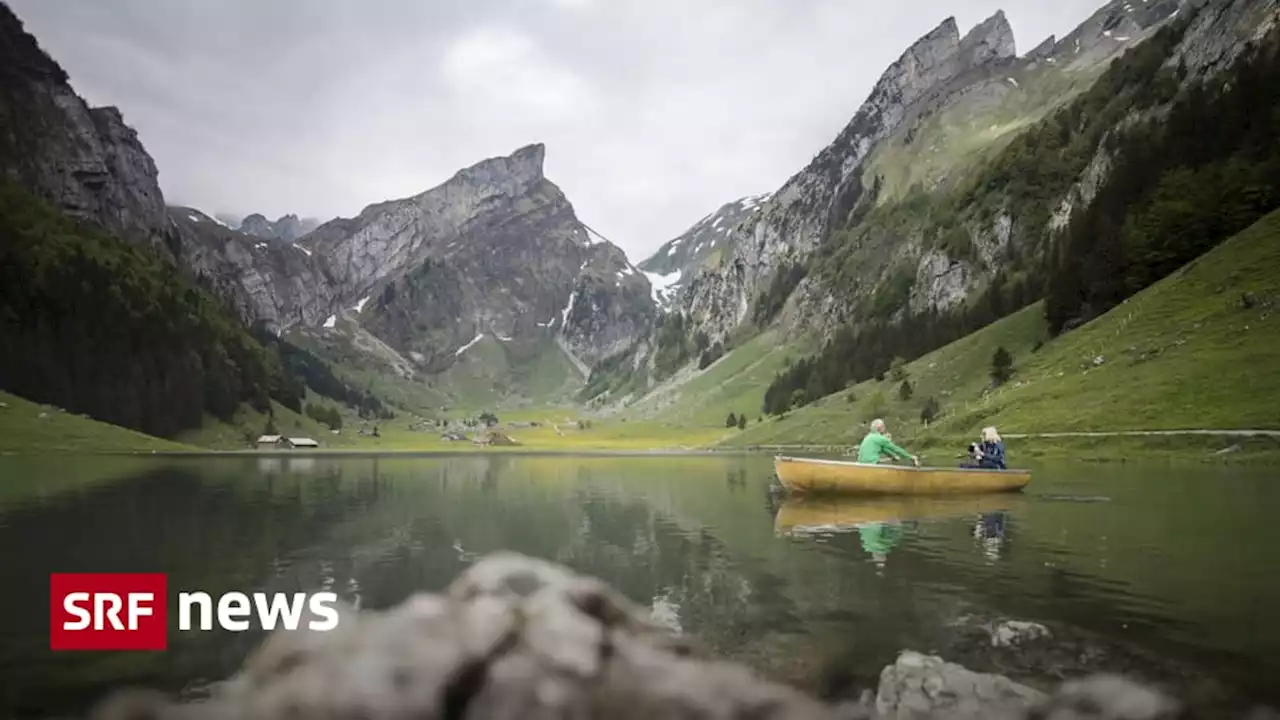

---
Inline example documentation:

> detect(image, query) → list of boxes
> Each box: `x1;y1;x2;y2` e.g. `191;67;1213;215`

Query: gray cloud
10;0;1104;261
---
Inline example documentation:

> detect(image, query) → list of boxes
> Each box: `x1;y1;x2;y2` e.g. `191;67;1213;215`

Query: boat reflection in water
773;494;1021;567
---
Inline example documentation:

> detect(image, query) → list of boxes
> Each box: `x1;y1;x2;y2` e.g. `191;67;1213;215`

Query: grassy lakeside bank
157;433;1280;463
0;391;198;454
2;383;1276;462
911;433;1280;465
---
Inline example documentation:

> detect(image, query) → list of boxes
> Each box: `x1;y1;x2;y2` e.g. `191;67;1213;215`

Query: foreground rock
989;620;1052;648
872;650;1047;718
91;553;1201;720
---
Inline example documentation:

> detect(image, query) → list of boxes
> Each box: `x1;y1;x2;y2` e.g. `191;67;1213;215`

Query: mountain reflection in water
0;455;1276;717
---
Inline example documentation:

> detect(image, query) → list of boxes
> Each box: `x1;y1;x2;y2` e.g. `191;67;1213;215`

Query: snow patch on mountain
455;333;485;356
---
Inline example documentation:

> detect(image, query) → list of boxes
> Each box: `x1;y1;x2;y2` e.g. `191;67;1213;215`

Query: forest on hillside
762;17;1280;416
0;182;307;437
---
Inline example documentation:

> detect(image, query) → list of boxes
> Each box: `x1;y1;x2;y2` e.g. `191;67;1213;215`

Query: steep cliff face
638;194;770;309
169;207;339;331
0;2;344;337
0;4;169;252
683;12;1019;341
561;241;656;365
312;145;655;372
305;145;551;299
1168;0;1279;76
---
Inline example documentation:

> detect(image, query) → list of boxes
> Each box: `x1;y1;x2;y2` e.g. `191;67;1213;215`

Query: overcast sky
11;0;1103;261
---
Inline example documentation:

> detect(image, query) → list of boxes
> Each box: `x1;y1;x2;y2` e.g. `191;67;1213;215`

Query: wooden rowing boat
774;494;1023;536
773;455;1030;496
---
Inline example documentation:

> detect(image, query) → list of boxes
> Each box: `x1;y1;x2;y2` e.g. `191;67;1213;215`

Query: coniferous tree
991;347;1014;386
920;397;940;425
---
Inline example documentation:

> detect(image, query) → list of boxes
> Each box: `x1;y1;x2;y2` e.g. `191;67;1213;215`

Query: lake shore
5;435;1274;461
4;386;1278;463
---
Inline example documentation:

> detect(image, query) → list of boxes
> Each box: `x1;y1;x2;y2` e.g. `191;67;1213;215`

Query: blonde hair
871;419;886;433
982;426;1001;443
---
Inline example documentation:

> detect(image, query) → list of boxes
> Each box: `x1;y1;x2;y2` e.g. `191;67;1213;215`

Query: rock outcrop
1167;0;1280;78
305;144;553;298
87;553;1209;720
169;207;340;331
561;240;657;364
638;193;771;308
238;212;320;242
0;3;170;251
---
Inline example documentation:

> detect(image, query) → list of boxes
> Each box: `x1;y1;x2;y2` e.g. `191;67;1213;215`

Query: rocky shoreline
89;553;1264;720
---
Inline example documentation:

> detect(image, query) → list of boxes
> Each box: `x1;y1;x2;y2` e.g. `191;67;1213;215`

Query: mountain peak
927;16;961;41
0;2;69;84
959;10;1017;67
508;142;547;181
447;143;547;195
512;142;546;168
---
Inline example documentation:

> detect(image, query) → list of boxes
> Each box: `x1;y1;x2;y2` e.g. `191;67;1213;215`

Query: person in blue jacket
975;426;1007;470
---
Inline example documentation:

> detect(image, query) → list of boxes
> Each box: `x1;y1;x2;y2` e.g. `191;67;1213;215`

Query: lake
0;454;1277;717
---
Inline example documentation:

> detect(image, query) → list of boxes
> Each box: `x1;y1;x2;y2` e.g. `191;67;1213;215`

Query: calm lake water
0;454;1277;717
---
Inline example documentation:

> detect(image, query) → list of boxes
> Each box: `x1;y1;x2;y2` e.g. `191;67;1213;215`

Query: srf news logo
50;573;339;651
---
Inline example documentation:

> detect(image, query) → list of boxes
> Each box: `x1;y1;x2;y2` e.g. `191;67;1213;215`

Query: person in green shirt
857;419;920;466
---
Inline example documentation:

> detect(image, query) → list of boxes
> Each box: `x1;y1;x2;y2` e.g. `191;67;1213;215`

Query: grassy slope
285;326;451;416
866;62;1106;205
173;399;351;451
723;305;1048;447
439;335;585;412
622;330;815;426
722;209;1280;452
0;391;197;453
291;325;584;417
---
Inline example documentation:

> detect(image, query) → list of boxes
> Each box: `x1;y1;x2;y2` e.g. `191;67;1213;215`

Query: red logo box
49;573;168;651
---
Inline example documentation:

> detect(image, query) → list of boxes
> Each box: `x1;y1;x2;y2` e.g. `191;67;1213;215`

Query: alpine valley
1;0;1278;453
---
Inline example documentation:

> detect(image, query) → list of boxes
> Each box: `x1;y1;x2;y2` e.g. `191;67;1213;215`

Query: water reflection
858;522;904;569
773;495;1023;572
0;456;1277;717
973;512;1009;562
773;494;1020;537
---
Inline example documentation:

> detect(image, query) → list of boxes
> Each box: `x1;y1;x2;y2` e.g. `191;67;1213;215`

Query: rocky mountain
168;206;340;330
0;6;169;254
638;193;770;309
586;0;1278;413
0;2;343;335
0;2;330;437
239;212;320;242
678;1;1189;344
301;144;655;376
0;0;656;412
